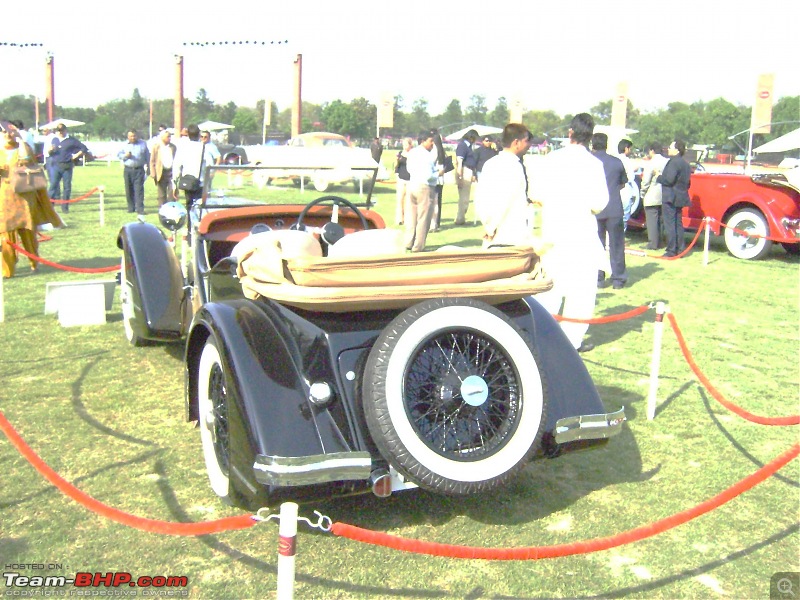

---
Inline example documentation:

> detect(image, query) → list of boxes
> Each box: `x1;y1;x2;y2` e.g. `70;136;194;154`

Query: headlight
158;201;188;231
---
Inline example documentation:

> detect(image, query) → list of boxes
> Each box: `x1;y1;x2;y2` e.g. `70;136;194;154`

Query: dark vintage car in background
629;168;800;259
116;162;625;510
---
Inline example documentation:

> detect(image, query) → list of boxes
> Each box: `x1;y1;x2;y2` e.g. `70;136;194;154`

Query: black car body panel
119;164;625;508
182;291;611;505
117;222;185;341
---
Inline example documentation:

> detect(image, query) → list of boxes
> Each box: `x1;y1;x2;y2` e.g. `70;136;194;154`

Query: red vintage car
630;169;800;259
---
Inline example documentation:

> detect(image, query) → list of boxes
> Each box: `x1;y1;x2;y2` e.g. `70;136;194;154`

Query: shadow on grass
582;303;652;349
484;522;799;599
582;354;681;383
149;460;449;599
430;236;483;249
69;357;153;446
0;448;163;510
0;349;108;367
699;387;799;488
653;380;697;420
0;537;30;571
621;259;664;287
31;257;121;275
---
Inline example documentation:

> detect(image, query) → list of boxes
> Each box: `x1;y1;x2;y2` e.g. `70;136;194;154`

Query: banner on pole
509;95;524;124
750;73;774;134
610;82;628;128
377;92;394;129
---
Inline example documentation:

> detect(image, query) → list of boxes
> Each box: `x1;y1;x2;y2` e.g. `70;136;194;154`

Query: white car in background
240;132;388;192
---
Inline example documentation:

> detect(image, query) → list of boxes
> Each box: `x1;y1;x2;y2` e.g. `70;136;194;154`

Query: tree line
1;89;797;152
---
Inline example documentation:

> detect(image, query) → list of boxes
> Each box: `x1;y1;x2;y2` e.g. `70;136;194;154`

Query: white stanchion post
703;217;710;266
276;502;298;600
98;186;105;227
647;302;668;420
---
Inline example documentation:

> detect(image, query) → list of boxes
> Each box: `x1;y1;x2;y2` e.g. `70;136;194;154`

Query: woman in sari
0;123;63;277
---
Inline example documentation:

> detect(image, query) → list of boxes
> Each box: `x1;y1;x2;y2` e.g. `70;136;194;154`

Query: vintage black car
117;162;625;509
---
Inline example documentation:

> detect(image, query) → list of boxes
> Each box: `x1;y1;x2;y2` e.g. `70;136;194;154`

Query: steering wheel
295;195;369;246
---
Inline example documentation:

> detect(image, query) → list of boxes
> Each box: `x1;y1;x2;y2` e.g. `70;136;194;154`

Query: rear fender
117;222;185;341
520;297;607;430
185;300;354;460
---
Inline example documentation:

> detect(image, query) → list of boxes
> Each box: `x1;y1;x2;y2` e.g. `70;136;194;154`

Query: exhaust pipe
370;468;392;498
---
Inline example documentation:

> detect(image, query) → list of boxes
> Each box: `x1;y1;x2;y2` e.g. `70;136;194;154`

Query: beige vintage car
240;132;389;192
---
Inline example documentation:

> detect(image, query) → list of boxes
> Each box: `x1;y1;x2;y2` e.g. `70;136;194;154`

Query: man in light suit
150;129;176;207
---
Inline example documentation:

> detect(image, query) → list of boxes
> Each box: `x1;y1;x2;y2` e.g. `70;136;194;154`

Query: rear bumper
251;409;626;487
253;451;372;487
553;407;626;444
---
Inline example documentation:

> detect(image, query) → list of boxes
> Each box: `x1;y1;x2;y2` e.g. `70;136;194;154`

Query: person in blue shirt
48;124;89;213
118;129;151;215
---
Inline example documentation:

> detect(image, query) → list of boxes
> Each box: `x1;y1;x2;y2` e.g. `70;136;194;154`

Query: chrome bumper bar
253;451;372;487
553;407;626;444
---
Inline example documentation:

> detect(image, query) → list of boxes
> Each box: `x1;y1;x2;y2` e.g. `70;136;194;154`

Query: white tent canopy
753;127;800;153
198;120;234;131
39;118;85;130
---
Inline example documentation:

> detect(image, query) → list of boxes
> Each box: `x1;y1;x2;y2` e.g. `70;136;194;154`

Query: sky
3;0;799;123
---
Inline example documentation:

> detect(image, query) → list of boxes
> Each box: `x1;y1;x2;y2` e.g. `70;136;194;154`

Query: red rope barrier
8;242;120;273
625;226;704;260
331;443;799;559
50;187;100;205
553;304;650;324
0;410;258;536
666;313;800;426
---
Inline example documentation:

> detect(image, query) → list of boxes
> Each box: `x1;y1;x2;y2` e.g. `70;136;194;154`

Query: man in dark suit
591;132;628;289
659;139;692;257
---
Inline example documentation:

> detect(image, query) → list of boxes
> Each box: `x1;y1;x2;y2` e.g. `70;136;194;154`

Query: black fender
185;299;359;499
117;222;185;342
521;297;606;431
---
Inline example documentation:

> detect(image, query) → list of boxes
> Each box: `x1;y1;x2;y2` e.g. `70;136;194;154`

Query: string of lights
0;42;44;47
182;40;288;47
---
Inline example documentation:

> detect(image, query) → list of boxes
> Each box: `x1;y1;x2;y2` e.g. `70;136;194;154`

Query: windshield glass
200;163;379;209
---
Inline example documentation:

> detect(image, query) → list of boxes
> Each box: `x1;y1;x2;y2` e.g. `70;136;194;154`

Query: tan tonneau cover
237;244;552;312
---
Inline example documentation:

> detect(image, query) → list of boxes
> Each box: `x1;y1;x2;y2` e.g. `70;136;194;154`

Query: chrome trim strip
253;452;372;487
553;407;626;444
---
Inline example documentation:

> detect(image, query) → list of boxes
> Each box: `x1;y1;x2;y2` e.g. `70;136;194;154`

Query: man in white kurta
529;113;609;352
475;123;534;248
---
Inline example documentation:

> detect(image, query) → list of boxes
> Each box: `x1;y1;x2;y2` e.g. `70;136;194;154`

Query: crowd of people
0;119;230;278
2;114;689;358
116;123;224;215
392;117;688;353
0;121;63;278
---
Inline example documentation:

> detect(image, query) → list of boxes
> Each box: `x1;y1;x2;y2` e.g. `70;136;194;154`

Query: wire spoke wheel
404;329;520;460
363;298;547;495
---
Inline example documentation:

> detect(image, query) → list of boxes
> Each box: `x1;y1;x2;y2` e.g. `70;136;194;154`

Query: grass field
1;161;798;599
